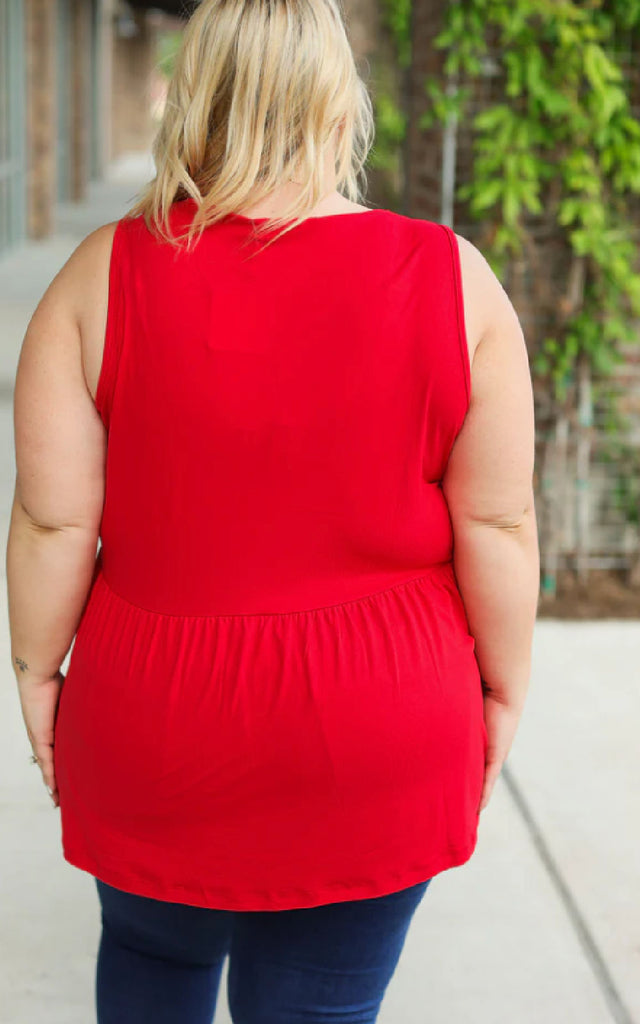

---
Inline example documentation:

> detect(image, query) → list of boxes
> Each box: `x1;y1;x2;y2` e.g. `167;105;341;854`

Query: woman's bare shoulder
454;232;522;363
70;222;121;404
441;232;535;524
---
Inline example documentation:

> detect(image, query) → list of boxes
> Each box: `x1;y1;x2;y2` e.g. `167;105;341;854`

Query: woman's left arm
6;230;110;806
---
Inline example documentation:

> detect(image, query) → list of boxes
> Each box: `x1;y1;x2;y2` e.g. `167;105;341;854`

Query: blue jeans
94;875;432;1023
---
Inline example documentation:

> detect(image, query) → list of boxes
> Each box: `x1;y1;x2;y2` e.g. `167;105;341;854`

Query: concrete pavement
1;155;638;1024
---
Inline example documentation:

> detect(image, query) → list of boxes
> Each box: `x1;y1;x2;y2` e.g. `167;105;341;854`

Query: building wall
405;0;447;223
24;0;56;238
406;0;640;570
110;7;157;158
0;0;27;254
69;0;92;199
19;0;97;240
5;0;157;250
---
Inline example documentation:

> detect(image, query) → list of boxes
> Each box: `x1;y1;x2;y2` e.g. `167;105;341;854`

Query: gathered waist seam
96;562;452;622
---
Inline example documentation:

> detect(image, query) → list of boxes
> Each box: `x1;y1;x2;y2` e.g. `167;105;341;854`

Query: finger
34;742;57;802
43;775;59;807
478;782;489;813
477;771;489;813
478;761;501;812
478;779;493;813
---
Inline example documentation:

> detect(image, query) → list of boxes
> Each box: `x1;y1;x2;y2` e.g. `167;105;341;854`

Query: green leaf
421;0;640;441
470;179;504;210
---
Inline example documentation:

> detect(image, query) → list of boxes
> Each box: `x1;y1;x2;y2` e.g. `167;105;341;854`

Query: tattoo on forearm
15;657;29;673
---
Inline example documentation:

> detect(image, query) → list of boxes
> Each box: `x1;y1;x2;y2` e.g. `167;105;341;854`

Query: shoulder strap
438;223;471;410
95;217;129;430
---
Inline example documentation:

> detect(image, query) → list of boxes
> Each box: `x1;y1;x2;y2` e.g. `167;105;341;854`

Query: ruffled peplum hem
54;562;487;911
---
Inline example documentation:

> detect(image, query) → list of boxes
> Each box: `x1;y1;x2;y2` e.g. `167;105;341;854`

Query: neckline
228;208;385;224
176;197;386;224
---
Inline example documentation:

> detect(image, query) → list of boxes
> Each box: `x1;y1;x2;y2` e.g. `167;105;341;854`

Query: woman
7;0;540;1021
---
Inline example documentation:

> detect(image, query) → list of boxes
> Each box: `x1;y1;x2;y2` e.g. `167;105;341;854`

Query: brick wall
24;0;56;238
24;0;93;237
405;0;448;222
110;9;157;157
405;1;640;568
70;0;91;200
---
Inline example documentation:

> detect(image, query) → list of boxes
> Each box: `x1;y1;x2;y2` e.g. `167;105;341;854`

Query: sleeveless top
53;197;488;911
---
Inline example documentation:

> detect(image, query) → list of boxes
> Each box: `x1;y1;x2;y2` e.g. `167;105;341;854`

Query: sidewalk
1;156;638;1024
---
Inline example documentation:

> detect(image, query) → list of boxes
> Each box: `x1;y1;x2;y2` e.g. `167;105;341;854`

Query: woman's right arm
441;234;540;813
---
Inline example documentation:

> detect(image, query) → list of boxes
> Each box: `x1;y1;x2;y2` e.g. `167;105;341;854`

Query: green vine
379;0;412;69
369;90;407;172
370;0;412;174
420;0;640;408
602;438;640;525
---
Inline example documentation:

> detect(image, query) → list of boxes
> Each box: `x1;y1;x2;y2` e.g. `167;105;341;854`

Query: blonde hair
127;0;375;257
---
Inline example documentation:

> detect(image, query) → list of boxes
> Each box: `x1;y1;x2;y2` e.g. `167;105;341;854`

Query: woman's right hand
478;694;523;813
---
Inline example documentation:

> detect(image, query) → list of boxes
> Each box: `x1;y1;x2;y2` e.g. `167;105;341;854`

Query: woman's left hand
17;671;65;808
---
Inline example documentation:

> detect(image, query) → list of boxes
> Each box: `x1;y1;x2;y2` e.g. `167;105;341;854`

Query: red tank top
54;198;487;911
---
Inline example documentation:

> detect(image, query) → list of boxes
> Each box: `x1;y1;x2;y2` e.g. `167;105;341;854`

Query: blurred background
2;0;640;614
1;2;639;1023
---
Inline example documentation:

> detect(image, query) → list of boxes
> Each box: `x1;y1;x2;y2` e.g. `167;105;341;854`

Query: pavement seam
502;762;635;1024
